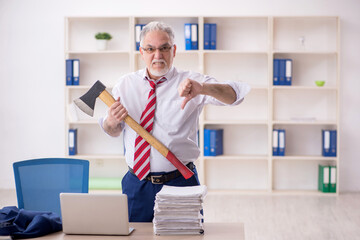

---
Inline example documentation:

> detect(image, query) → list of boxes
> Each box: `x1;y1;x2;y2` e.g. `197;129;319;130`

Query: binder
68;128;78;155
72;59;80;85
210;23;217;50
204;128;223;156
318;165;330;192
330;165;337;193
322;130;337;157
285;59;292;85
273;59;280;86
66;59;73;85
184;23;192;50
204;23;211;50
272;129;279;156
278;129;285;156
279;59;286;85
191;23;198;50
135;24;142;51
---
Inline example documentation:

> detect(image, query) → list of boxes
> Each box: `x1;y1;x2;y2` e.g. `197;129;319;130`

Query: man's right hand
103;97;128;137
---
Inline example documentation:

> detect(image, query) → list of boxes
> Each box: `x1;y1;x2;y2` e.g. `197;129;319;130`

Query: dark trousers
122;166;200;222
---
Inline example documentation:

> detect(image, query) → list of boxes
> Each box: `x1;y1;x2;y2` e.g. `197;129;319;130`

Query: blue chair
13;158;89;217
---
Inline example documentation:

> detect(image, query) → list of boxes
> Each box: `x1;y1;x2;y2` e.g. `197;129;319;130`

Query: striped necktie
133;77;165;180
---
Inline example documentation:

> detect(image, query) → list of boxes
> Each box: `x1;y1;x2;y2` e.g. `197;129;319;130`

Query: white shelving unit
64;16;340;195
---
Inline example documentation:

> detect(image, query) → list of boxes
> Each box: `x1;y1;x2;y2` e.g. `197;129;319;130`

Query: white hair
140;21;175;47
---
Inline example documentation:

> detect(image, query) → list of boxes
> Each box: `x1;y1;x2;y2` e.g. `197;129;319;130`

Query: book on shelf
68;128;78;155
65;59;80;85
204;128;223;156
135;24;145;51
273;129;285;156
273;58;292;86
322;130;337;157
184;23;198;50
318;164;337;193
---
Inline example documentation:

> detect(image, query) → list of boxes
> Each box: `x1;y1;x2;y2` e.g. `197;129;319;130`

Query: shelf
204;120;268;125
67;154;125;160
64;16;339;195
203;155;268;161
273;120;337;125
272;156;337;161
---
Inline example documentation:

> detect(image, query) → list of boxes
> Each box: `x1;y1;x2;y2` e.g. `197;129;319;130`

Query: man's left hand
178;78;203;109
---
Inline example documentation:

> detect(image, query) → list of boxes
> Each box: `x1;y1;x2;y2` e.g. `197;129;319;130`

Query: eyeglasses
141;45;173;54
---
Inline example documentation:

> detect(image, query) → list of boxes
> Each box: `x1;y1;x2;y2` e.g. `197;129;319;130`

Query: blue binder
278;129;285;156
66;59;73;85
273;59;280;86
204;23;211;50
279;59;286;85
72;59;80;85
135;24;145;51
210;23;217;50
273;129;279;156
204;128;223;156
322;130;337;157
285;59;292;85
191;23;198;50
68;128;78;155
184;23;192;50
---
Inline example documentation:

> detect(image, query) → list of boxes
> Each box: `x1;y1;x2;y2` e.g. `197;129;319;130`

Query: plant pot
96;39;108;51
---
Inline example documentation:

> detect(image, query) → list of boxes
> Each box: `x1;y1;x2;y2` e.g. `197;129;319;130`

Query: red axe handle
99;90;194;179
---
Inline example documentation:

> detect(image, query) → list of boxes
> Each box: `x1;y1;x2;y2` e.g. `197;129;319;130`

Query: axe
74;80;194;180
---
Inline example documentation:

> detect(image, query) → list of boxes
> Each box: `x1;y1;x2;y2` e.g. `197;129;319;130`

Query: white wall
0;0;359;192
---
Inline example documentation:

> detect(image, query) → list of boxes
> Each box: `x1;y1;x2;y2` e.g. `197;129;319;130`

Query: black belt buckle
151;175;164;184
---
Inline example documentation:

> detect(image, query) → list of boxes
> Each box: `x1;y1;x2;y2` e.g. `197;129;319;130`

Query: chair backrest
13;158;89;217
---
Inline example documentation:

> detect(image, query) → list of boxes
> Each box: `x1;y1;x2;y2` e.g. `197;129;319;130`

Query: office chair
13;158;89;217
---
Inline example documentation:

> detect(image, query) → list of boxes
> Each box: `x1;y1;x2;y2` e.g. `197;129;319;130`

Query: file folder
285;59;292;85
318;165;330;192
66;59;73;85
278;129;285;156
210;23;217;50
330;165;337;193
184;23;192;50
204;128;223;156
279;59;286;85
191;24;198;50
68;128;78;155
204;23;211;50
273;59;280;86
72;59;80;85
135;24;142;51
322;130;337;157
272;129;279;156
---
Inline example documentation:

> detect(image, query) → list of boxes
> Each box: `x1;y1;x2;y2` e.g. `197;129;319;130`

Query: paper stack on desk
153;185;207;235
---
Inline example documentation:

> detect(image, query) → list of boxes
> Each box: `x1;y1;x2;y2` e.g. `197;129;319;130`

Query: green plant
95;32;112;40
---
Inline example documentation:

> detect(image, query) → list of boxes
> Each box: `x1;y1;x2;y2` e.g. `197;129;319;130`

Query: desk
26;223;244;240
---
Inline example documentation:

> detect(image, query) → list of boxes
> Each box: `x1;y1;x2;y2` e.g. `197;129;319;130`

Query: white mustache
152;59;166;65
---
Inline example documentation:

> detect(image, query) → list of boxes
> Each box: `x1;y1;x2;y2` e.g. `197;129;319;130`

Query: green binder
318;165;330;192
329;166;337;193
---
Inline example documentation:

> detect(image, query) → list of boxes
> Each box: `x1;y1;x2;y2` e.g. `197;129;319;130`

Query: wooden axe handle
99;90;194;179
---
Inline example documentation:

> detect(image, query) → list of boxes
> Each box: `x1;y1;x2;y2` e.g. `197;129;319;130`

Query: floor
1;189;360;240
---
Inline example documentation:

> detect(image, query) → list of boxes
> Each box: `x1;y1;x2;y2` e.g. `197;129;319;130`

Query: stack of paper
153;185;207;235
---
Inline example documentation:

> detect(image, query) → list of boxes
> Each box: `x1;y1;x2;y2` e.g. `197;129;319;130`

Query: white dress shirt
100;66;251;173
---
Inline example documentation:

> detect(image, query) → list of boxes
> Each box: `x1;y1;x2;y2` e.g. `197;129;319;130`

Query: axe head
74;80;106;117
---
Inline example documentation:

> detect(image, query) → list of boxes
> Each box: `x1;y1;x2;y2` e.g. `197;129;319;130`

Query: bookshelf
64;16;340;195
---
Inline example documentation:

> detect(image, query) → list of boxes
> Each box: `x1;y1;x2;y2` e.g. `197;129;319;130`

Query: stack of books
153;185;207;235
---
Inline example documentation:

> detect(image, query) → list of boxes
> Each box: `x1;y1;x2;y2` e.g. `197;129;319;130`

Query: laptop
60;193;134;235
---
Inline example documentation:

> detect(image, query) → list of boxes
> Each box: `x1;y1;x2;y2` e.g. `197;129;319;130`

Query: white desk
24;223;244;240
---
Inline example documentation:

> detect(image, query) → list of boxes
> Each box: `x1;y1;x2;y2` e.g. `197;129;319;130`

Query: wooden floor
1;189;360;240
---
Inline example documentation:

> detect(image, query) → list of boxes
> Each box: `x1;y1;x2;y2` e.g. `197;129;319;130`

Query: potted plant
95;32;112;51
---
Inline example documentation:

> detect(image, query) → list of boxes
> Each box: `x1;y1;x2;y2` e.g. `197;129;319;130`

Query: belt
128;162;195;184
